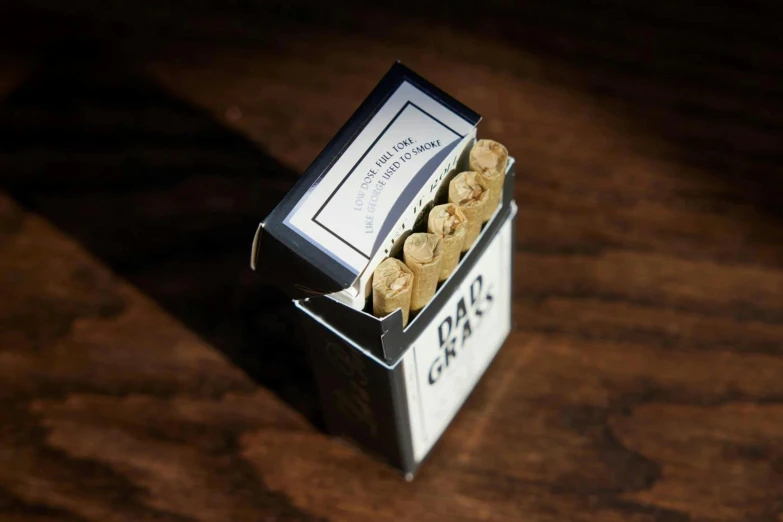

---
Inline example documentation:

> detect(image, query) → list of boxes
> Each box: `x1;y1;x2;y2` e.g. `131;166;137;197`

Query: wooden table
1;2;782;521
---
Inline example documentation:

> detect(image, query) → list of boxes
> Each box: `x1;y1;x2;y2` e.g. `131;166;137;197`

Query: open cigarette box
251;63;517;478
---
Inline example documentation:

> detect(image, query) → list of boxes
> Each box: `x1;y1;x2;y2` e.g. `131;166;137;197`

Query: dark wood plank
0;2;782;521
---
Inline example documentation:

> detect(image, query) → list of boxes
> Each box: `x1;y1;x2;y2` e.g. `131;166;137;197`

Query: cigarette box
251;63;516;477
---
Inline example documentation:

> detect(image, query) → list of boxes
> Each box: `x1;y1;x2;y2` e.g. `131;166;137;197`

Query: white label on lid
402;211;513;463
284;81;476;274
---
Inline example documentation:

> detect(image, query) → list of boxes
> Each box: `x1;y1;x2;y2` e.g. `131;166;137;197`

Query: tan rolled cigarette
427;203;467;282
403;233;443;314
372;258;414;327
469;139;509;223
448;171;490;252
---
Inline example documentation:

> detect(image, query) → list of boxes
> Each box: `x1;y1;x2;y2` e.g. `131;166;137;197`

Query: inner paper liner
328;131;477;310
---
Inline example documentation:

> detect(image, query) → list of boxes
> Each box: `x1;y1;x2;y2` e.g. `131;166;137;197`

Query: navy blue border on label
310;101;463;259
260;62;481;298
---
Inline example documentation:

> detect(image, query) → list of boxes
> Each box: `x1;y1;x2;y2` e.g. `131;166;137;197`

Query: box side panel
298;309;405;469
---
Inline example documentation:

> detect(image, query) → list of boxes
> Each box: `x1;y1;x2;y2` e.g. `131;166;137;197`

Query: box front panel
401;211;514;463
298;310;405;467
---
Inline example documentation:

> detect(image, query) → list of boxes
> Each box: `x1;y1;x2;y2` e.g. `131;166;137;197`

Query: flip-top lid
252;62;481;299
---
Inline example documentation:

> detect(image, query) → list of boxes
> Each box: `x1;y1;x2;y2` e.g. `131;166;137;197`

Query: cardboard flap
254;62;481;299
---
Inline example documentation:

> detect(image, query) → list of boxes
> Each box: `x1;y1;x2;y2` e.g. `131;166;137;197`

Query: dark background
0;2;782;521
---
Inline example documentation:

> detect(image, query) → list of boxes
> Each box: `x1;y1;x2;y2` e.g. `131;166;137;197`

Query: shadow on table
0;41;324;428
489;1;783;229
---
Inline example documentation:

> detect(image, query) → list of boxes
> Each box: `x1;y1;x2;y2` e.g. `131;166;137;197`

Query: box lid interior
252;62;481;299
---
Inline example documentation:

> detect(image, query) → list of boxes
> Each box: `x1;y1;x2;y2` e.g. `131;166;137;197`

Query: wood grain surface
0;2;782;521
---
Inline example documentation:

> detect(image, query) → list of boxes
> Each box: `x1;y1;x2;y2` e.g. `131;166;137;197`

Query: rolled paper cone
469;139;509;223
403;233;443;314
434;168;458;204
372;258;414;327
427;203;468;282
448;171;490;252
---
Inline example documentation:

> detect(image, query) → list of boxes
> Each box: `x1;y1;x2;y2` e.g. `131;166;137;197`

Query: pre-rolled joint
427;203;467;282
448;171;489;252
469;139;508;223
403;233;443;314
372;258;414;327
